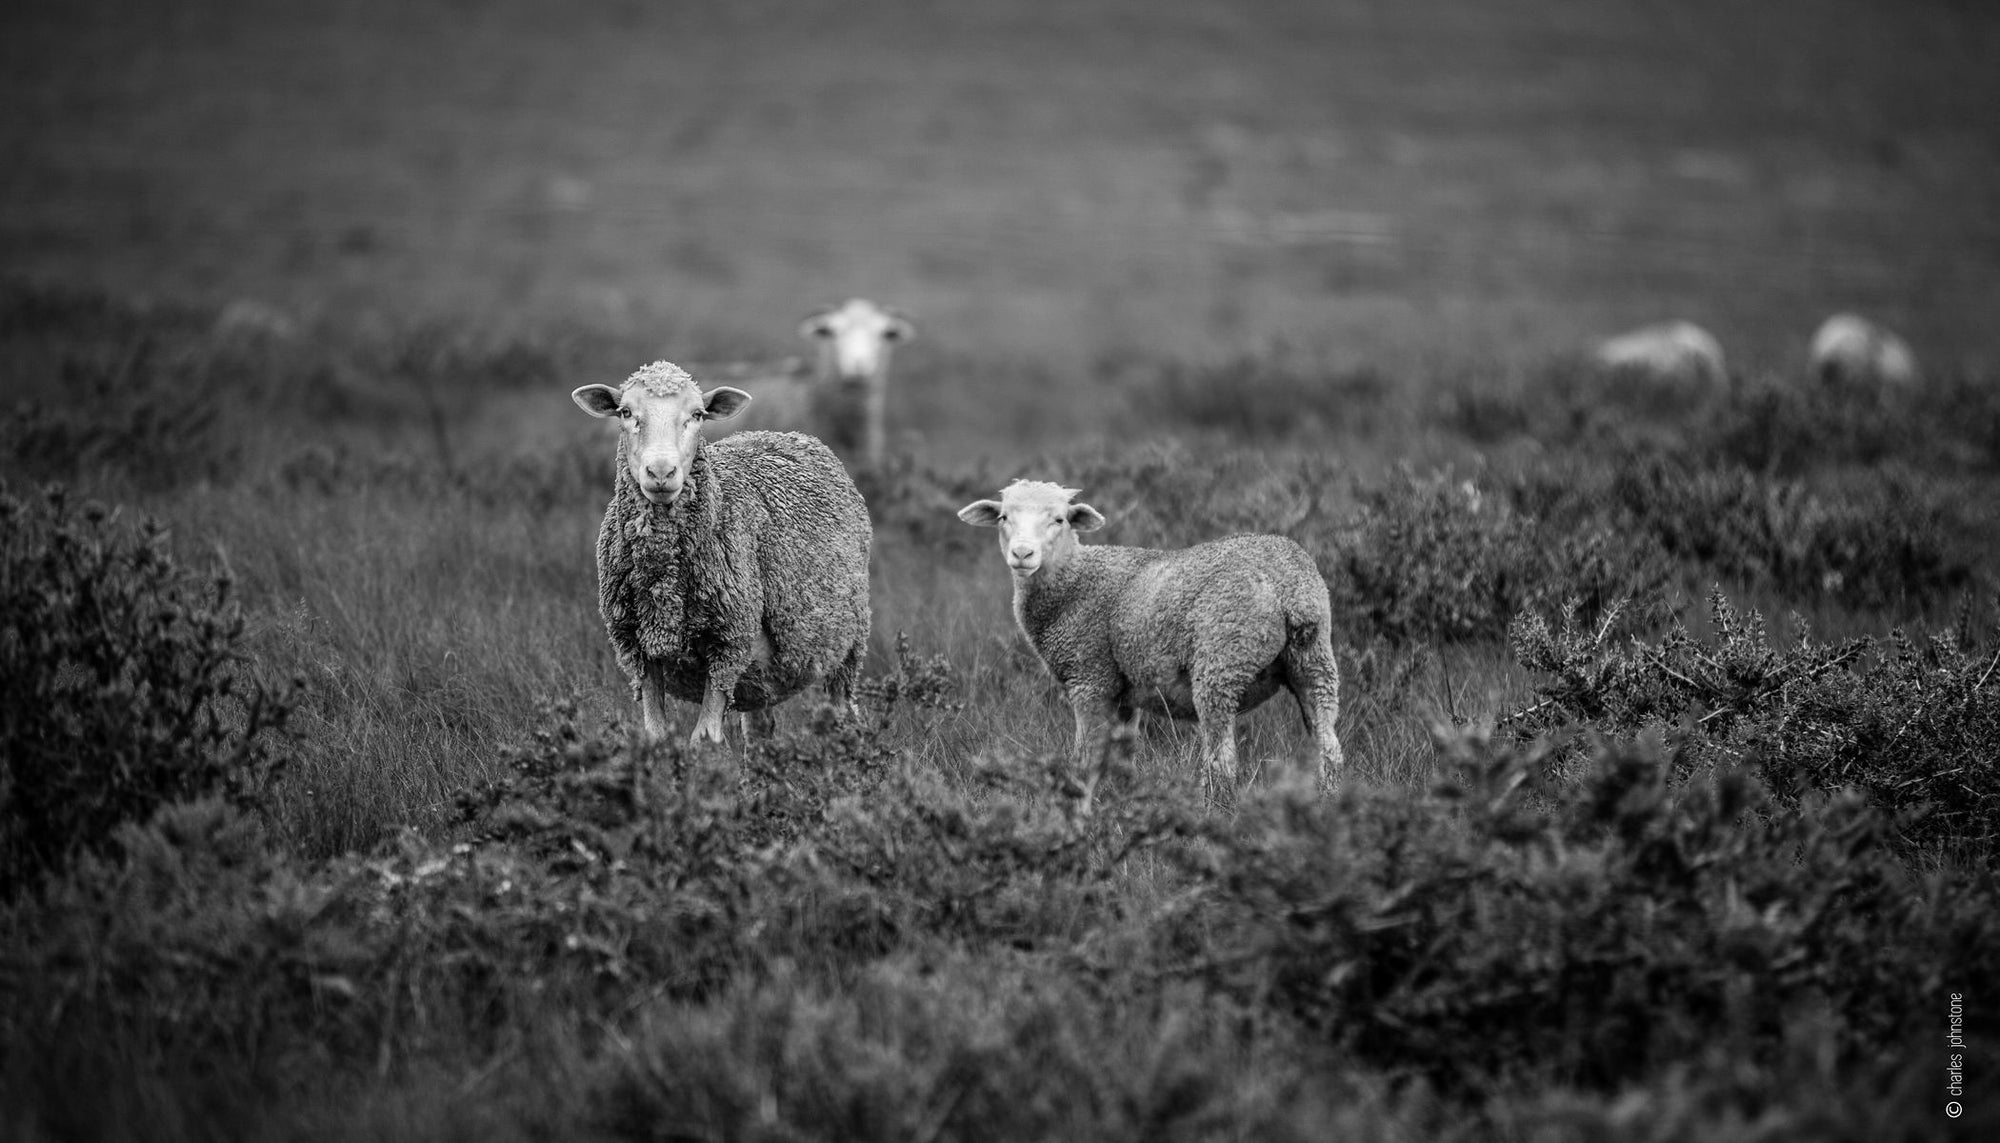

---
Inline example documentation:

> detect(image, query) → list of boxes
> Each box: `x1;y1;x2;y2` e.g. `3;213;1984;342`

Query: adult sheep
1810;313;1918;389
800;297;914;470
958;480;1342;793
1591;320;1728;393
572;362;872;745
709;298;914;471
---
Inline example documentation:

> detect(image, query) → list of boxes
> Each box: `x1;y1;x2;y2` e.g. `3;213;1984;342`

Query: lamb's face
957;480;1105;578
800;298;913;383
572;365;751;505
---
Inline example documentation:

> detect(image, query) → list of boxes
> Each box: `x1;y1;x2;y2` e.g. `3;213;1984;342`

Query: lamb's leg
744;707;777;739
1067;689;1123;818
1192;671;1250;800
641;664;671;742
1282;640;1344;790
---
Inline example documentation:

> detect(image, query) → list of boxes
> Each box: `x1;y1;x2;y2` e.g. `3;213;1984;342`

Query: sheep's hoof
688;719;727;748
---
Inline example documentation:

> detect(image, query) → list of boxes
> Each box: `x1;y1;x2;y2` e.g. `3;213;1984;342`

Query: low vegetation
3;286;1995;1139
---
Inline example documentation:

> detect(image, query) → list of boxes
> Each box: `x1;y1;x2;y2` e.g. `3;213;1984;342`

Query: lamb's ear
572;384;623;418
702;386;752;421
957;500;1003;527
1068;504;1106;532
883;309;915;342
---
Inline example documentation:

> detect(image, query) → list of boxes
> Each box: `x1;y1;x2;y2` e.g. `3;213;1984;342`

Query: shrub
0;484;296;895
1;342;240;489
1510;591;2000;856
1335;466;1672;646
1168;729;1998;1093
1511;451;1979;614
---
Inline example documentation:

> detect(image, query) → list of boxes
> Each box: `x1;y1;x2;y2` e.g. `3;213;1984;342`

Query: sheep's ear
798;309;835;339
883;309;915;342
1068;504;1106;532
572;384;623;418
702;386;752;421
957;500;1003;527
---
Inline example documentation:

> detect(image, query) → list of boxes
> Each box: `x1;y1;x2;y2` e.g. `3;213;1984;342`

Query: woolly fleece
976;481;1341;787
593;369;870;719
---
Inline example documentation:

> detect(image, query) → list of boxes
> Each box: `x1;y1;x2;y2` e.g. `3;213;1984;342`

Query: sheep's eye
810;324;833;339
617;407;632;419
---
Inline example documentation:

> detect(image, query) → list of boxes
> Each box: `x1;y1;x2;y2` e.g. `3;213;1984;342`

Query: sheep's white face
572;365;751;505
957;480;1105;578
799;298;914;383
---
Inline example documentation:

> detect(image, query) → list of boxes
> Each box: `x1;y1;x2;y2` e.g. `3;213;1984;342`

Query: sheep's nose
1009;544;1035;561
645;462;680;483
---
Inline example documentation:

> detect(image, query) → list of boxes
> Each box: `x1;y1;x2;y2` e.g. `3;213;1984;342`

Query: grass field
4;0;2000;1138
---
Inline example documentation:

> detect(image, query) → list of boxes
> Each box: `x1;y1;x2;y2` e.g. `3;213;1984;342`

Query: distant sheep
572;362;872;745
705;298;914;471
800;297;914;469
958;480;1342;792
1810;313;1918;388
1591;320;1728;392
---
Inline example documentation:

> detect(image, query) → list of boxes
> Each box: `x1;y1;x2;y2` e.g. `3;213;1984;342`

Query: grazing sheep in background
572;362;872;745
958;480;1342;794
1810;313;1919;388
1591;320;1728;393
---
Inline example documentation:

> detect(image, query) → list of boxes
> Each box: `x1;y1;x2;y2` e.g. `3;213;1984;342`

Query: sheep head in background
571;363;752;504
800;297;913;382
798;297;914;469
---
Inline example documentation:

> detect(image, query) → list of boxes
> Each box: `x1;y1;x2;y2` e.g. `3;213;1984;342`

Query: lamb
1810;313;1918;389
1591;320;1728;393
572;361;872;745
958;480;1342;793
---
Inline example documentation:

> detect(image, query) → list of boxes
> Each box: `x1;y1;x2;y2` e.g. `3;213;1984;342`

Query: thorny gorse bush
0;483;296;896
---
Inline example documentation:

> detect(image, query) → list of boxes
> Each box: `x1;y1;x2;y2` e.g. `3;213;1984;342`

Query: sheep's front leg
691;662;746;747
641;664;671;742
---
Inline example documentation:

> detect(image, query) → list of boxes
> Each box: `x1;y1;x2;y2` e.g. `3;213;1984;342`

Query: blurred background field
6;0;1998;402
